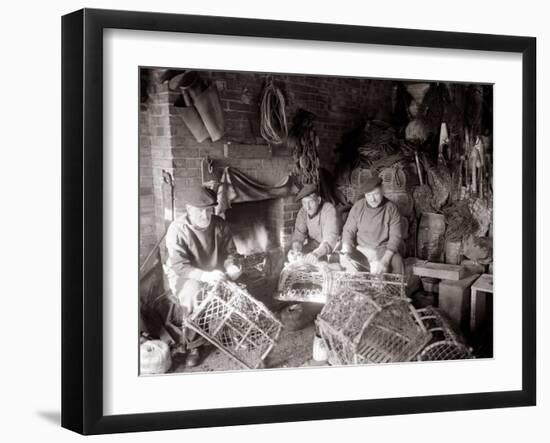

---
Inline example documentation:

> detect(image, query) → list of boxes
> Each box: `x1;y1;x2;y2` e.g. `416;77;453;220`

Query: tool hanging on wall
169;70;226;142
161;170;175;224
201;156;218;189
438;122;450;164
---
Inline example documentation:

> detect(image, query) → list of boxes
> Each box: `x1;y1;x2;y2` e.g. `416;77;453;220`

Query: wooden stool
470;274;493;333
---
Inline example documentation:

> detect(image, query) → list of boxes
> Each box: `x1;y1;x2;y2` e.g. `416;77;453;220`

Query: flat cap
295;183;319;201
361;175;382;194
183;186;218;208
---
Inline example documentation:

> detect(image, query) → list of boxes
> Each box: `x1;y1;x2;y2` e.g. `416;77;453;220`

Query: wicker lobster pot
415;306;473;361
274;264;330;303
316;288;431;365
275;268;407;303
183;281;282;369
329;271;407;298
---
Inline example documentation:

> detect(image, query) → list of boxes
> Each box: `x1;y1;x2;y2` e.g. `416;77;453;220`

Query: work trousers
341;246;404;274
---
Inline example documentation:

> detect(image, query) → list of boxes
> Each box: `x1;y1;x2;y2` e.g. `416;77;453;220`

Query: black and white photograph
138;68;494;374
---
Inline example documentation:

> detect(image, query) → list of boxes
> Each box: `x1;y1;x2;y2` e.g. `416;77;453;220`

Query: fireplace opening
224;197;297;304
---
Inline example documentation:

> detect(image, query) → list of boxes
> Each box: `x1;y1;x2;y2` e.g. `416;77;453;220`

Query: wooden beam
413;262;466;281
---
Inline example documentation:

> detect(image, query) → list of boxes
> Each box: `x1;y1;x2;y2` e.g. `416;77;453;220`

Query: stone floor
169;319;328;374
167;286;492;374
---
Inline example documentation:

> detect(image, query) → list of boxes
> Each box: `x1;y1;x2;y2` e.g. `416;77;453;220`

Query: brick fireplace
139;69;303;281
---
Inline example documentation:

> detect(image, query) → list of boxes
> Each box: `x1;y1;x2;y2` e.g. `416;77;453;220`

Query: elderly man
164;186;241;367
290;183;340;264
341;176;404;274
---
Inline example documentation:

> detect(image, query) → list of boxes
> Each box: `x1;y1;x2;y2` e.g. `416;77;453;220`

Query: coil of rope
260;79;288;145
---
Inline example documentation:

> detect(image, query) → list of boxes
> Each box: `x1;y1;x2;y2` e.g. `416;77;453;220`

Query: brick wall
139;108;156;265
139;69;394;260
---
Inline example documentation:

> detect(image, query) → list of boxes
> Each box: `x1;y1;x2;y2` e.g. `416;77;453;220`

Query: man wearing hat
164;186;241;367
290;183;341;264
341;176;404;274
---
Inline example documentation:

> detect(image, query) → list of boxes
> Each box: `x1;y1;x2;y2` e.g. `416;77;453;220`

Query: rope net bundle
260;80;288;145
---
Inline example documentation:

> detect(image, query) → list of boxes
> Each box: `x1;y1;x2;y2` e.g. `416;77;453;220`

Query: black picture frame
61;8;536;435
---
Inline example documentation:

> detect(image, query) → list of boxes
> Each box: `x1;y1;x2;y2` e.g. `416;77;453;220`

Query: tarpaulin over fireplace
216;167;298;217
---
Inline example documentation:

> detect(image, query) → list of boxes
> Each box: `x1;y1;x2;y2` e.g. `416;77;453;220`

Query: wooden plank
223;143;272;159
412;262;466;281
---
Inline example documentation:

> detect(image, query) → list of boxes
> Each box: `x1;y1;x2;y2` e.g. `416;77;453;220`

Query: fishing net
442;200;479;242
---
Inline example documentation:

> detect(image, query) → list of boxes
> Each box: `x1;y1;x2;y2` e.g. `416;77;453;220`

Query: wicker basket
330;271;407;298
275;267;406;304
416;306;473;361
183;281;282;369
317;288;431;365
274;265;329;303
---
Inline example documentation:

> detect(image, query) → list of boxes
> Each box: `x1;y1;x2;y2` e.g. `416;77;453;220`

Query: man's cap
361;176;382;194
183;186;218;208
295;183;319;201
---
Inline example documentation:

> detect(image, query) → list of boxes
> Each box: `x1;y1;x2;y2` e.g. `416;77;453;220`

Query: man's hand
225;264;242;281
341;243;353;255
303;253;319;265
370;260;386;275
376;250;393;275
201;270;226;284
288;242;303;263
340;253;358;272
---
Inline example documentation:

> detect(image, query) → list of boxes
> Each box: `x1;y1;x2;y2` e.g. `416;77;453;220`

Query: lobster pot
416;306;473;361
417;212;446;262
330;271;406;298
275;265;329;303
380;167;407;192
337;185;359;205
240;252;270;283
184;281;282;369
384;190;414;218
317;289;431;365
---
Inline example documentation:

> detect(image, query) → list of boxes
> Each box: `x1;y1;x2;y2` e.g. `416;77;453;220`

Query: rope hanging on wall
260;79;288;145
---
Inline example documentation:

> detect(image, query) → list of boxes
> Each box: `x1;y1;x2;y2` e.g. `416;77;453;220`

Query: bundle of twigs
441;200;479;241
426;164;452;210
260;80;288;145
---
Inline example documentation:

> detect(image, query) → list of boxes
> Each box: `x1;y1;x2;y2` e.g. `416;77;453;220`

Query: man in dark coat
164;186;241;367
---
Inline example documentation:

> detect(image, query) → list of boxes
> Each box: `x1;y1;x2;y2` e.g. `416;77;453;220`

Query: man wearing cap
341;176;404;274
289;184;341;264
164;186;241;367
